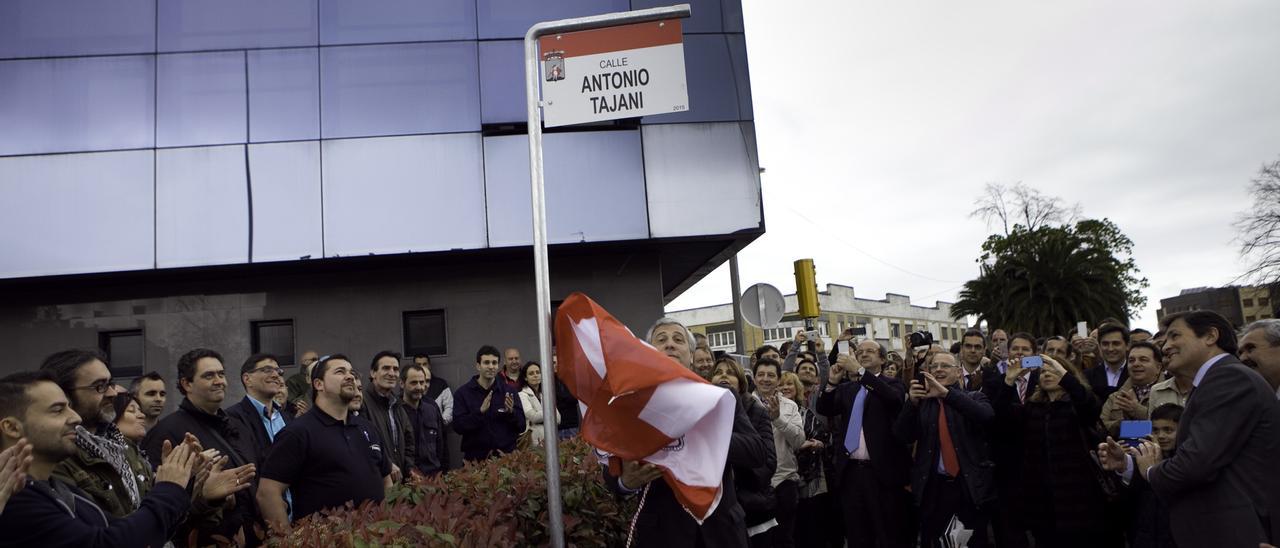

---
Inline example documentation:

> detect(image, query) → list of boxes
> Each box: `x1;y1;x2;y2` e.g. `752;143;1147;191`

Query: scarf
75;423;141;510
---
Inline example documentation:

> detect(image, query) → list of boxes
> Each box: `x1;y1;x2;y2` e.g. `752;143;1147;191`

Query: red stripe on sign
539;19;682;59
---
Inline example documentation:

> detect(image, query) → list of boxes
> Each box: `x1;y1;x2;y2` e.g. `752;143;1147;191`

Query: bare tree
970;182;1081;235
1235;157;1280;284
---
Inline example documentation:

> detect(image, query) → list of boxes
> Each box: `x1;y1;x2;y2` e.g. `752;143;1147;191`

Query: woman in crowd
997;335;1106;548
517;361;558;448
781;369;842;547
518;361;560;447
710;357;778;547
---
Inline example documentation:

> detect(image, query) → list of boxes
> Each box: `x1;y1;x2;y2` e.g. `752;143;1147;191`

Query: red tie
938;404;960;477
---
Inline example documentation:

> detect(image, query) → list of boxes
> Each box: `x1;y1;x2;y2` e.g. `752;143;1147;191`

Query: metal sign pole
524;5;689;546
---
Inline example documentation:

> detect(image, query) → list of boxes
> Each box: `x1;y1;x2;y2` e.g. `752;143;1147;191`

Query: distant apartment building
667;284;970;354
1157;284;1277;327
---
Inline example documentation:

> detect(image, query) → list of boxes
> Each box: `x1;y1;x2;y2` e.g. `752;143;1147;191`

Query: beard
338;384;357;403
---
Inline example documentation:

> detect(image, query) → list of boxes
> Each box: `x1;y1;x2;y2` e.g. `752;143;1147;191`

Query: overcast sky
666;0;1280;330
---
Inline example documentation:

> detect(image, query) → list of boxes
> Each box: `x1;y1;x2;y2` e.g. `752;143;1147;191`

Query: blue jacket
0;477;189;548
452;375;525;461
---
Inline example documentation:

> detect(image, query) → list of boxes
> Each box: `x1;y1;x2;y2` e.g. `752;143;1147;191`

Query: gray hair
1240;319;1280;346
646;317;697;354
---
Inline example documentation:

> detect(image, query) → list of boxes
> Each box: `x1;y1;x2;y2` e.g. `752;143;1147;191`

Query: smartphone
1021;355;1043;369
837;340;850;355
1077;321;1088;338
1119;420;1153;448
913;370;927;386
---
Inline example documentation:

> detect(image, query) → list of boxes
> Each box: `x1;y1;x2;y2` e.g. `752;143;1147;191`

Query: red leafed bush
269;438;637;547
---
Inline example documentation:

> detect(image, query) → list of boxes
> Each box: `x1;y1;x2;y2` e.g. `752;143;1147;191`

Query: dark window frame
403;309;448;357
98;329;145;379
251;319;296;366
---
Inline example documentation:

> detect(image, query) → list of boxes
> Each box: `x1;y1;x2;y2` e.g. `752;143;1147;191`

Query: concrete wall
0;251;665;463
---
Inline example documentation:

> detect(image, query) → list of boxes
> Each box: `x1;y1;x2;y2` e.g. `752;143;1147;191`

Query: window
891;323;901;338
763;327;793;342
708;331;736;349
99;330;144;378
1246;315;1256;322
951;327;960;340
404;309;448;357
856;316;870;326
1262;313;1272;319
1244;298;1254;307
251;319;295;365
1260;297;1270;307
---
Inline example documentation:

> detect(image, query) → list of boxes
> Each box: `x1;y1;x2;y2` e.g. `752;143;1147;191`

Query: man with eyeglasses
226;353;293;532
142;348;258;546
894;351;996;548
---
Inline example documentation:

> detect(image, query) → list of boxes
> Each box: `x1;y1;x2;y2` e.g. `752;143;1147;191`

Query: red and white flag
554;292;735;522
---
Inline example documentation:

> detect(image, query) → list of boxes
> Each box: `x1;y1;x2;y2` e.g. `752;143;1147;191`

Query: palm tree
952;221;1140;336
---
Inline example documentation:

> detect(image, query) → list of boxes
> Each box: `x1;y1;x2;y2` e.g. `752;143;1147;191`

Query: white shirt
1106;361;1127;387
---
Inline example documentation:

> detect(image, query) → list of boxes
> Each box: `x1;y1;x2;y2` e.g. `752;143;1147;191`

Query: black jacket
453;375;526;461
0;477;189;548
815;372;910;489
1148;356;1280;547
405;396;447;476
225;395;293;466
995;373;1105;536
894;387;997;507
605;396;770;548
555;377;581;430
141;398;256;545
734;395;777;528
361;386;416;476
1086;362;1128;402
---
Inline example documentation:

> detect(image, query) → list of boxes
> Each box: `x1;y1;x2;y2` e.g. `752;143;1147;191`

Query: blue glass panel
158;0;317;52
319;0;476;44
248;141;323;262
0;55;154;155
643;122;760;238
320;42;480;139
477;0;629;39
321;134;486;256
484;130;648;247
0;150;155;279
630;0;723;33
155;145;250;268
0;0;154;59
157;52;247;147
642;34;745;124
478;40;526;124
248;48;320;142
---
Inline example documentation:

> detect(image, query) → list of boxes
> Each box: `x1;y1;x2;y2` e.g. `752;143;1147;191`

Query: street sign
741;283;785;329
538;19;689;127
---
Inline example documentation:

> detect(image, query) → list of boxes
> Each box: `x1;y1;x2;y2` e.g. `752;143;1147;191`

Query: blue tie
843;385;868;453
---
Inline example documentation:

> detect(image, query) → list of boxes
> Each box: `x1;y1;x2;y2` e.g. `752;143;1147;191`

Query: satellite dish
741;283;785;329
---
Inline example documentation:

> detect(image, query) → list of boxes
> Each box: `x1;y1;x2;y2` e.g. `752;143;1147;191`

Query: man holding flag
554;294;770;548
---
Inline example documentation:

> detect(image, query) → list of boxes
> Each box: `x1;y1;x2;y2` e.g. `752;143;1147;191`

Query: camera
908;330;933;349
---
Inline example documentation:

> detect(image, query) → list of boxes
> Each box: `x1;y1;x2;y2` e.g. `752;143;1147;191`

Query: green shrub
271;438;638;547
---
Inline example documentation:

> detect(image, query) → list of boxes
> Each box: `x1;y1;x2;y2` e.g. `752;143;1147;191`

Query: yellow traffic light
794;258;819;318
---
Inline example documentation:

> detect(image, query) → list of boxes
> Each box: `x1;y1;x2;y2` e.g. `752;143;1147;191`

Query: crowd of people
0;345;579;546
0;310;1278;547
618;311;1280;548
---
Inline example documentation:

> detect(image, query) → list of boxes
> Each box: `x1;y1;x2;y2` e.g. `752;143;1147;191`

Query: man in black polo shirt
256;354;392;534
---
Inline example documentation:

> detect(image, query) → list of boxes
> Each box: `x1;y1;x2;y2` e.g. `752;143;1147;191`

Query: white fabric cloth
518;386;560;447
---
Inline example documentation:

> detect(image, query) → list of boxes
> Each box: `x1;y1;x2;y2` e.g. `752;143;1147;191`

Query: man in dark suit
895;352;995;548
226;353;294;466
1086;323;1130;402
817;339;910;548
1106;311;1280;547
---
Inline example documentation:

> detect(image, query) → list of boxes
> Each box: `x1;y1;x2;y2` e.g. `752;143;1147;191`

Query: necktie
1016;376;1028;403
843;385;869;453
938;404;960;476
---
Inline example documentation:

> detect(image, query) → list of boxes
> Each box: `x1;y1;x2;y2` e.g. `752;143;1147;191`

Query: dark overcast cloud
667;0;1280;329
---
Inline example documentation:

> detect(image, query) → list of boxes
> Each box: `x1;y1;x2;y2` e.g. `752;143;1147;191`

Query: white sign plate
539;19;689;127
